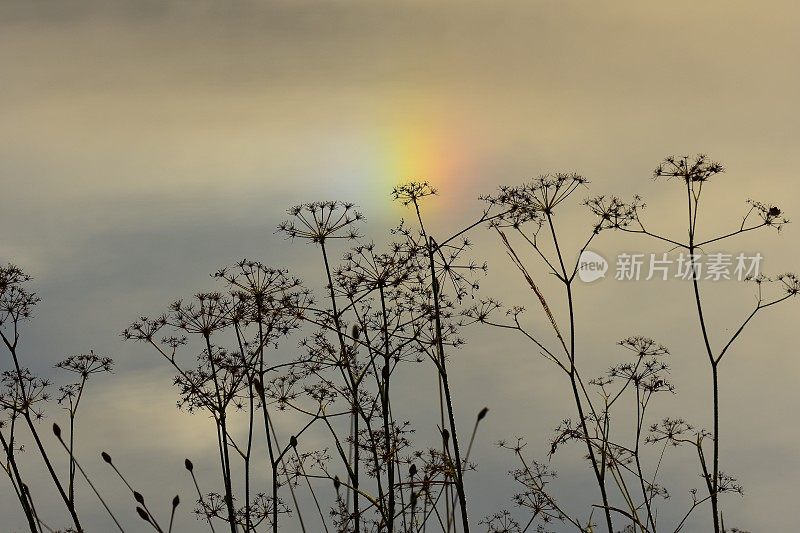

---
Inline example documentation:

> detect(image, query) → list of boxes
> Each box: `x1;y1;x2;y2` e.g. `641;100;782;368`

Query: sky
1;1;800;531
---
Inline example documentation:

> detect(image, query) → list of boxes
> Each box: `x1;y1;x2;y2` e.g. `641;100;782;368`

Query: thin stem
428;237;470;533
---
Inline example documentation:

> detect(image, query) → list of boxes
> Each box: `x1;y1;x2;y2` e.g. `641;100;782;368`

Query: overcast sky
2;1;799;531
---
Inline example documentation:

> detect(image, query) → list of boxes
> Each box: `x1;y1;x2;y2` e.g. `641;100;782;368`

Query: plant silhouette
1;156;796;532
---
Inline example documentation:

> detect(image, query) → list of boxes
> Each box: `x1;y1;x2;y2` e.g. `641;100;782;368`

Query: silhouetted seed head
392;181;438;206
333;476;341;491
351;324;360;340
289;435;298;448
653;154;724;183
278;201;363;244
584;195;644;233
746;199;790;231
409;464;417;477
56;350;114;378
184;458;194;471
477;407;489;421
483;172;589;220
172;495;180;507
136;507;150;522
52;423;62;439
134;491;145;504
101;451;112;464
0;264;39;327
778;273;800;296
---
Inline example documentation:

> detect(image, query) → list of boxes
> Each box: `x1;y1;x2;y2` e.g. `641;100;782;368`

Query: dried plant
470;157;796;532
1;265;117;532
1;156;795;533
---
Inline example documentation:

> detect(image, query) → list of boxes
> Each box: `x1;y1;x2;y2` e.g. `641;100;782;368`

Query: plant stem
428;237;470;533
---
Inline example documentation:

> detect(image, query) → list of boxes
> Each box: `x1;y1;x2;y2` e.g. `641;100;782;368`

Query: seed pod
184;458;194;472
136;507;149;522
101;451;112;464
172;495;180;507
477;407;489;421
134;491;145;504
52;423;62;439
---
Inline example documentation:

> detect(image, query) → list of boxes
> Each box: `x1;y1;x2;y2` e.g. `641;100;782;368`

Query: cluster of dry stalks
2;155;797;532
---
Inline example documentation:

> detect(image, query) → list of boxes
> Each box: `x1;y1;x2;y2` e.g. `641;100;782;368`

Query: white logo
577;250;608;283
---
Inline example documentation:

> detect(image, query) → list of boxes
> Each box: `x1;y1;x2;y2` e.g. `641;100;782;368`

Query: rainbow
338;100;476;216
311;96;479;220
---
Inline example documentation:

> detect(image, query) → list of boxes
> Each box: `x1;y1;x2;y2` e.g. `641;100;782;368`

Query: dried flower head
122;315;168;343
777;273;800;297
653;154;724;182
56;350;114;378
0;369;51;420
483;172;589;218
169;293;231;337
214;259;311;335
391;181;438;207
585;195;645;233
277;201;363;244
0;264;40;327
617;336;669;358
336;242;414;296
746;199;790;232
